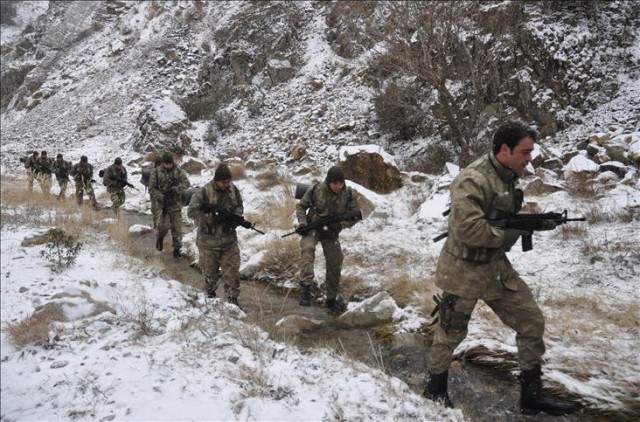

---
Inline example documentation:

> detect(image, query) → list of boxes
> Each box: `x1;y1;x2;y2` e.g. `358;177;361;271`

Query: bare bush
257;186;296;230
3;303;65;348
565;172;603;199
40;228;83;273
255;167;289;191
253;237;299;285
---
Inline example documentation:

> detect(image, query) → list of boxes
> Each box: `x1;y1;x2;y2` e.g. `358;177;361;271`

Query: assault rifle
282;209;363;238
201;203;265;234
433;210;586;252
115;176;138;191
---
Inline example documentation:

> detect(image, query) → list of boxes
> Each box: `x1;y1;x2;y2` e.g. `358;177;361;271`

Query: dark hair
492;121;538;154
81;155;88;162
41;150;47;156
114;157;122;165
57;153;63;159
162;152;174;164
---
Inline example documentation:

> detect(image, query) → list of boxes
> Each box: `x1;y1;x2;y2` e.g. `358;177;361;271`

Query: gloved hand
328;222;343;233
537;220;557;231
295;223;308;235
200;202;214;213
239;220;252;229
503;229;529;252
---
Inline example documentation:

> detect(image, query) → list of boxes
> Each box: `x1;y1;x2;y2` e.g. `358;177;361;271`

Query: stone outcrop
340;148;402;194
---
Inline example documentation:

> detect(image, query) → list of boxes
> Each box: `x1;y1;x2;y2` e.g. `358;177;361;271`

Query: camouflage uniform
71;159;97;207
296;178;360;302
103;162;128;213
187;180;244;299
33;154;54;195
149;164;190;251
52;157;72;200
429;152;545;374
24;153;39;191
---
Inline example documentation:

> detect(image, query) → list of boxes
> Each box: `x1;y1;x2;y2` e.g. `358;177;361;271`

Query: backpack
140;167;152;187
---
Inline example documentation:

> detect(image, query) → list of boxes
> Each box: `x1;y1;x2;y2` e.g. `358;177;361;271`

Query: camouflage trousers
27;169;35;191
198;243;240;299
109;189;125;213
57;179;69;200
155;206;183;249
299;231;344;301
35;173;52;195
429;281;545;374
75;182;97;206
150;195;158;228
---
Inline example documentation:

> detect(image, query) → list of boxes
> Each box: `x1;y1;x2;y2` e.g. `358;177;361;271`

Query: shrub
3;303;65;348
40;228;83;273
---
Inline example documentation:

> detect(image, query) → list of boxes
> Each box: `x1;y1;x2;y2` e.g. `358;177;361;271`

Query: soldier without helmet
103;157;128;215
22;151;39;192
33;150;54;195
52;153;72;200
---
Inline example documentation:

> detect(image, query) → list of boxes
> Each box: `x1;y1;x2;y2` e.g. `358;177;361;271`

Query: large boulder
131;97;193;155
337;291;400;328
338;145;402;194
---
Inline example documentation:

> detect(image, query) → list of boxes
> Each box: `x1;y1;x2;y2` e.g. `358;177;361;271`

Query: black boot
155;236;163;251
228;297;243;310
520;365;579;416
424;371;453;408
299;285;311;306
326;298;345;314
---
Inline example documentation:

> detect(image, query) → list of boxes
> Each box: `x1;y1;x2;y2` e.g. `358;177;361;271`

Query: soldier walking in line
140;155;164;228
103;157;128;215
149;153;190;258
71;155;98;208
296;166;361;313
33;150;54;195
22;151;39;192
52;153;72;200
187;163;244;309
424;121;578;416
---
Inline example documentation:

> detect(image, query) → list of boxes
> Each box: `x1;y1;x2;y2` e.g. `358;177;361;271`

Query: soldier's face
329;181;344;194
215;180;231;191
499;136;534;175
163;162;174;170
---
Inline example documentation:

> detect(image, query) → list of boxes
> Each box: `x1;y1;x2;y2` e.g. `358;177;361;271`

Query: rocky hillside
1;1;639;177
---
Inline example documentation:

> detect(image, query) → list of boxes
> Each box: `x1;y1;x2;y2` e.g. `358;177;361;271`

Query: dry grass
546;294;640;329
583;202;633;224
2;303;66;348
229;162;246;180
255;167;290;191
255;185;296;230
387;275;440;311
565;172;604;199
252;237;300;284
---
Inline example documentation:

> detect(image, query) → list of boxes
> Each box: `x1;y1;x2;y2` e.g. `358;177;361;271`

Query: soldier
141;155;164;228
22;151;39;191
71;155;98;208
296;166;361;313
425;121;578;416
187;163;244;308
103;157;128;214
33;150;54;195
149;152;190;258
52;153;72;200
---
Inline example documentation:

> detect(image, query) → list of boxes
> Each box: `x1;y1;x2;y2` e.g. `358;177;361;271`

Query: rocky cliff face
1;1;638;176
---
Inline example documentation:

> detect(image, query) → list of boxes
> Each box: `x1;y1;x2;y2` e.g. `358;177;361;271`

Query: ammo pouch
439;293;469;333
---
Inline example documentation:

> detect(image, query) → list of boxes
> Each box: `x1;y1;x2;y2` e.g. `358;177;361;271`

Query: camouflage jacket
103;164;128;192
187;181;244;248
148;165;190;210
436;152;524;298
71;162;94;185
53;159;72;180
33;157;54;175
296;181;360;236
24;155;38;170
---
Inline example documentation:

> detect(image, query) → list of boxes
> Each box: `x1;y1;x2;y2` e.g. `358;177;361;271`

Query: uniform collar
488;153;519;183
